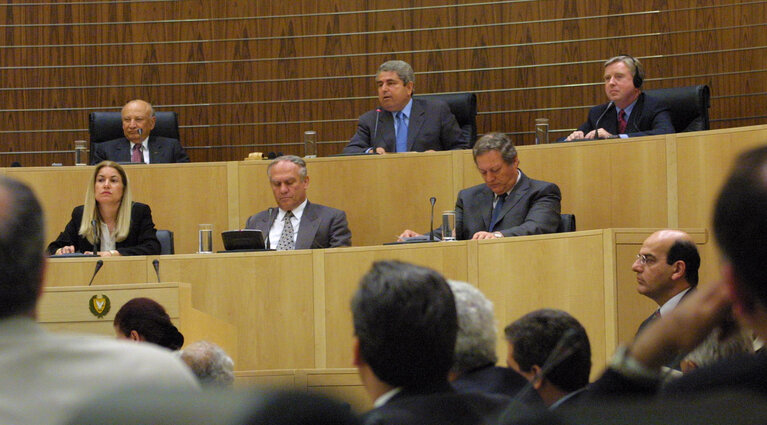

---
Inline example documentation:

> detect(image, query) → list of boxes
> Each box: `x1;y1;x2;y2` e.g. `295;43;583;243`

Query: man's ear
129;330;143;342
671;260;687;281
529;364;544;390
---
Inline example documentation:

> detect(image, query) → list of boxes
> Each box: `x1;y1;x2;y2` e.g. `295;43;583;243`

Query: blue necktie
489;194;507;232
395;111;408;153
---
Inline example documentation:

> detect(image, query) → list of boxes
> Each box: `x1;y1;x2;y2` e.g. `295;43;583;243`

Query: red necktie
131;144;143;163
618;110;627;134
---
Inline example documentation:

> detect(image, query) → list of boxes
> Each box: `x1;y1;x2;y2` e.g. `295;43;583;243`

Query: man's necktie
131;144;143;163
618;110;627;134
489;193;507;232
276;211;295;251
395;111;408;153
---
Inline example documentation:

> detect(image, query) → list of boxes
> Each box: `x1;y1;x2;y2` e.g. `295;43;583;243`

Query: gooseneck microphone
264;208;275;250
152;259;161;283
429;197;437;241
87;260;104;287
593;101;614;139
137;128;143;136
372;108;382;152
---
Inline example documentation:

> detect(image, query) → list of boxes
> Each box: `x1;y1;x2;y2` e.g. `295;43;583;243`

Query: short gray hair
684;328;754;369
473;132;517;165
179;341;235;387
447;280;497;374
377;60;415;85
266;155;307;180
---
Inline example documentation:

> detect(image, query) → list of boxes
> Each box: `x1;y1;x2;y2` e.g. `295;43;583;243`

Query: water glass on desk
442;211;456;241
535;118;549;144
198;224;213;254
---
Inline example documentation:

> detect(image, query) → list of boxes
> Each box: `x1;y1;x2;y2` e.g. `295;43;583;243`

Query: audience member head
631;229;700;306
121;99;156;144
81;161;133;243
714;146;767;323
351;260;457;393
681;327;754;373
266;155;310;212
0;177;45;319
504;309;591;406
472;132;520;195
375;60;415;112
179;340;235;387
446;280;498;376
113;297;184;350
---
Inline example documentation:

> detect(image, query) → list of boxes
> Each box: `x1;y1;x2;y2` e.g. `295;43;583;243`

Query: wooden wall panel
0;0;764;165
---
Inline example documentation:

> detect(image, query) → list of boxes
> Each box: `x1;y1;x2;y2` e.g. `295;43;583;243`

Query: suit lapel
477;187;495;231
377;113;396;153
626;93;645;132
147;136;162;163
494;173;530;225
115;139;132;162
295;202;319;250
406;99;425;151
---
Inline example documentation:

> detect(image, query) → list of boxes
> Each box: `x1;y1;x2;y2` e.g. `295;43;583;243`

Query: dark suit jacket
46;202;161;256
362;382;511;425
452;364;540;403
576;92;675;138
91;135;190;164
244;201;351;249
636;288;695;336
343;97;469;153
454;172;561;240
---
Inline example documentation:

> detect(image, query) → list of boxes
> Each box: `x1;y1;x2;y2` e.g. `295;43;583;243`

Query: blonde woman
47;161;160;256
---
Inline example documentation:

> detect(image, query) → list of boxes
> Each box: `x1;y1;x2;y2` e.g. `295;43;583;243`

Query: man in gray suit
91;99;190;164
400;132;561;240
343;60;469;154
245;155;351;250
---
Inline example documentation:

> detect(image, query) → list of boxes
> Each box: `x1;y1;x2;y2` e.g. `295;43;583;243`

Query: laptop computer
220;229;267;252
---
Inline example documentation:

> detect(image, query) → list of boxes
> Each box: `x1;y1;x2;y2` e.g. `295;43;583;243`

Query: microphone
429;197;436;241
592;101;614;139
372;108;381;149
87;260;104;287
508;328;583;405
264;207;275;249
152;259;161;283
137;128;143;136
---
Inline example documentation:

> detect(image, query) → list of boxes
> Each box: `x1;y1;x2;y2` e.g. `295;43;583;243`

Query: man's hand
472;231;501;240
565;130;585;141
375;147;386;155
398;229;421;241
584;128;614;139
55;245;75;255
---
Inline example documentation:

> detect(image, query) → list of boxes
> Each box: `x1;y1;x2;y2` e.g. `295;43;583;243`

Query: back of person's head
504;309;591;393
0;177;45;319
714;145;767;308
682;327;754;372
180;340;235;387
113;297;184;350
473;132;517;165
351;260;457;389
447;280;498;374
667;238;701;287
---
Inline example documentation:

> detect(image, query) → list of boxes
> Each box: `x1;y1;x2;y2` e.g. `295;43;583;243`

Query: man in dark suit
447;280;535;402
633;230;700;337
564;55;674;141
504;309;592;409
400;132;561;241
245;155;351;250
352;261;510;425
91;99;190;164
343;60;468;154
588;145;767;398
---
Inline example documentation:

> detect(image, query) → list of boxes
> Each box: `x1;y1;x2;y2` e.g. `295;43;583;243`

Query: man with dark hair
564;55;674;141
400;132;561;240
633;229;700;336
0;176;198;425
590;144;767;397
343;60;468;153
504;309;592;409
352;261;509;425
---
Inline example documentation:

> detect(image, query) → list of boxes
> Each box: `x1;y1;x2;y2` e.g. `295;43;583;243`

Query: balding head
0;177;45;319
632;229;700;306
121;99;156;144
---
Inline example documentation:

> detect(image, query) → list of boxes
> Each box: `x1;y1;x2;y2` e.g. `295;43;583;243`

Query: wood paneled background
1;0;765;166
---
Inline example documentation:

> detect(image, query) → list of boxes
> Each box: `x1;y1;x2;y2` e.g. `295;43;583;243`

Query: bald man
91;99;190;164
633;230;701;335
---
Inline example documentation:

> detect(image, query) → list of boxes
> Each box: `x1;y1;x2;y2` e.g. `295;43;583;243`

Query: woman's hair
79;161;133;243
113;297;184;350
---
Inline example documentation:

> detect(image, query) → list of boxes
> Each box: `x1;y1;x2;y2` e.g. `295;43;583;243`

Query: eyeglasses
635;254;657;265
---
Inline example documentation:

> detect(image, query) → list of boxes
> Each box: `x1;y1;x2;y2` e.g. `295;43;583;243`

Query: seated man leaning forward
400;132;561;241
343;60;469;154
564;55;674;141
91;99;190;164
245;155;351;250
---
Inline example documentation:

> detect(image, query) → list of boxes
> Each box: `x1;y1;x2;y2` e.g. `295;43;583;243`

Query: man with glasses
633;229;700;336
